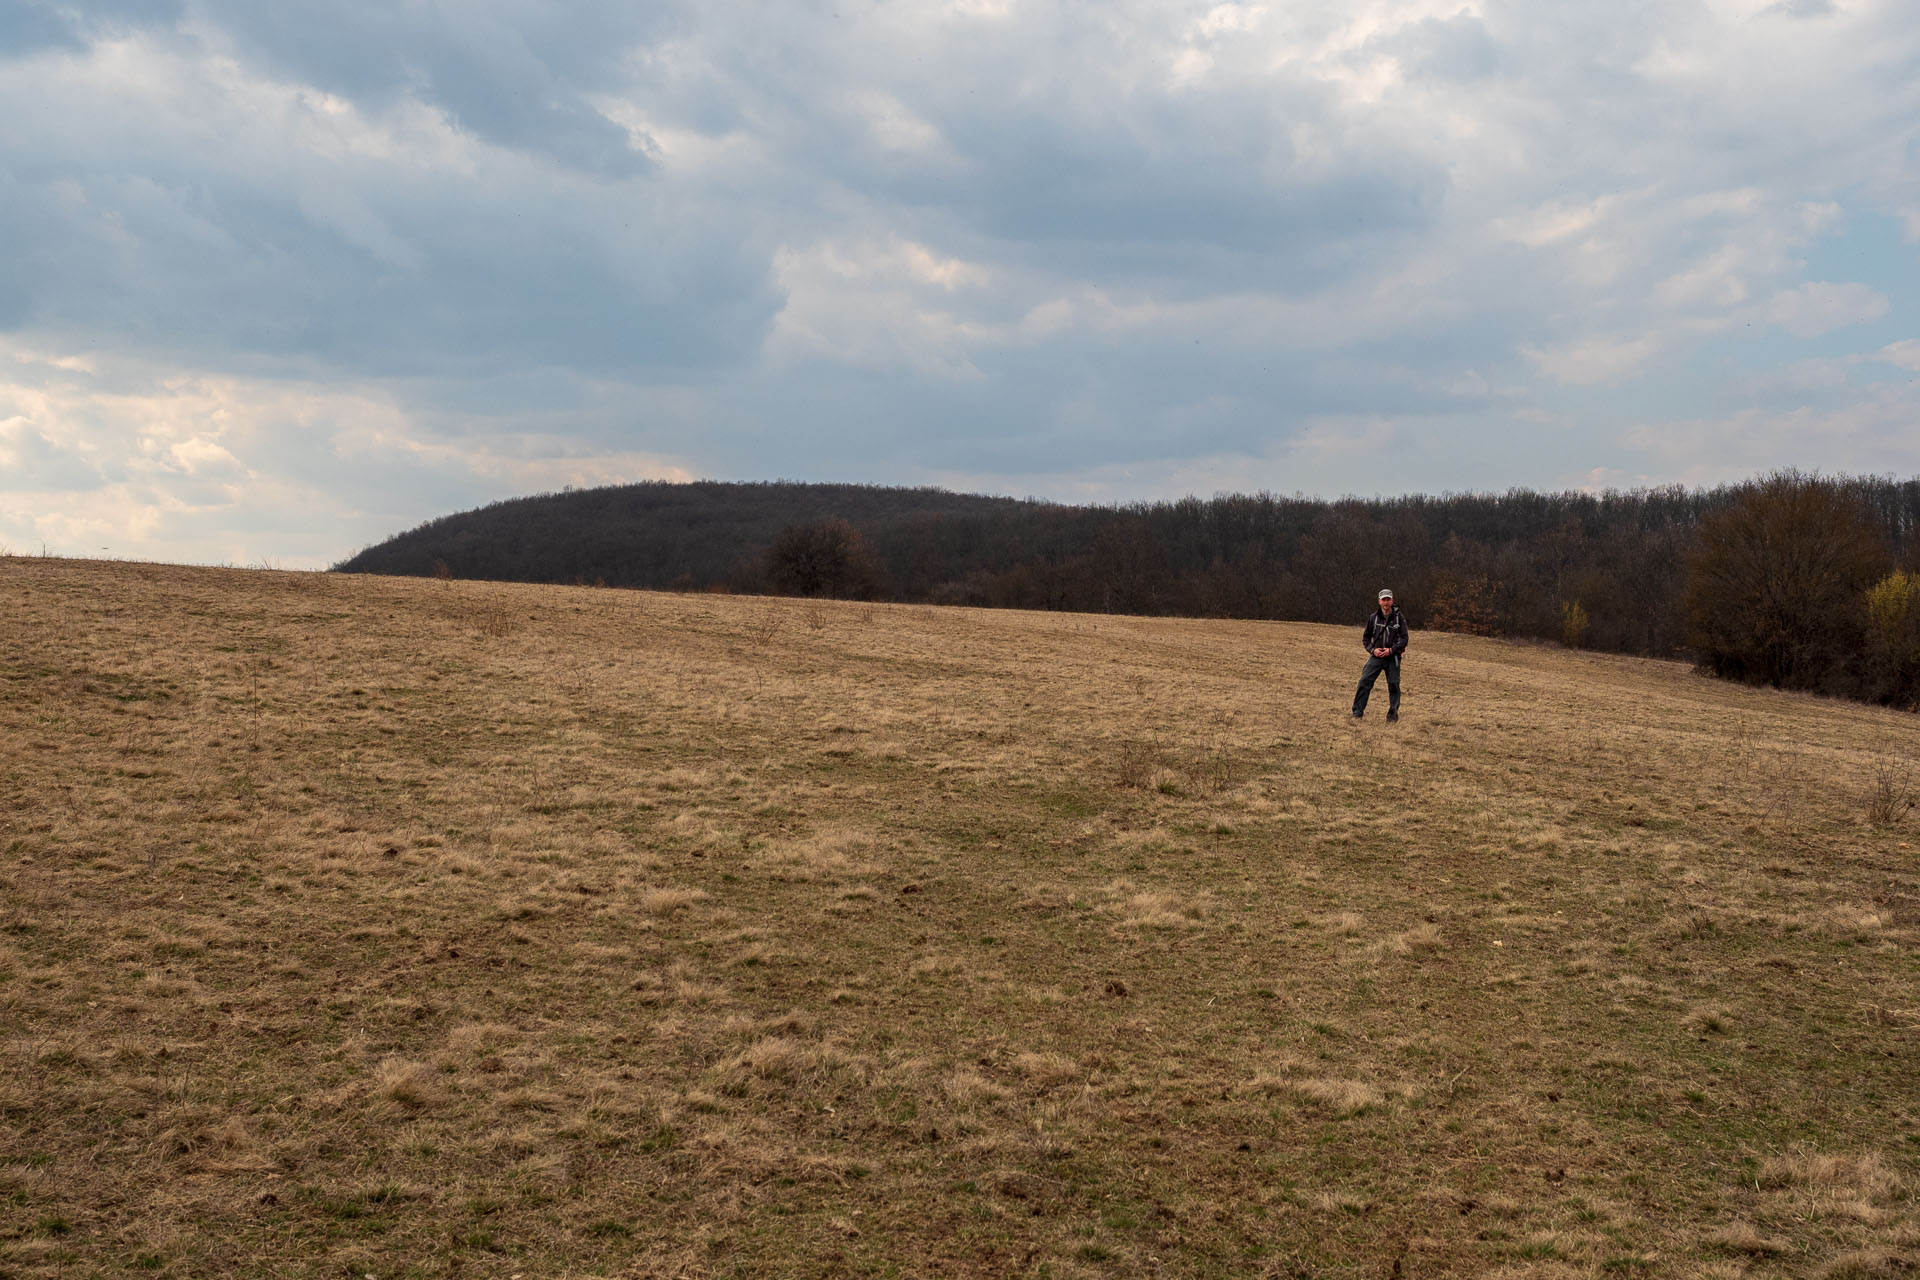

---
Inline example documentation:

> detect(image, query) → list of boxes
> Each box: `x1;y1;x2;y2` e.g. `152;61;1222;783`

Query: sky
2;0;1919;569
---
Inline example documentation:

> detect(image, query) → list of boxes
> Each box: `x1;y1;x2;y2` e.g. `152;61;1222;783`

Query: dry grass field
3;557;1918;1280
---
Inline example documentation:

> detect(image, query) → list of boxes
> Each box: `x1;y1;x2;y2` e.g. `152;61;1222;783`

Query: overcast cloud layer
3;0;1919;566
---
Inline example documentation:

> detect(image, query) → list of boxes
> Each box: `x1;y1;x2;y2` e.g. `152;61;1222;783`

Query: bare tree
765;518;885;599
1683;472;1890;691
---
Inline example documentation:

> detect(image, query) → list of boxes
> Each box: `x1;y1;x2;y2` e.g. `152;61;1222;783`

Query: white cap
1378;588;1394;600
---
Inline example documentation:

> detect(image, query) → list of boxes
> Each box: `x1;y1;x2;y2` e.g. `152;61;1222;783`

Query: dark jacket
1362;607;1409;657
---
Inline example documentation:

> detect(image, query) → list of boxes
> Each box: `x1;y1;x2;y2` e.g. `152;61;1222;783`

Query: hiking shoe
1351;711;1364;719
1386;712;1399;723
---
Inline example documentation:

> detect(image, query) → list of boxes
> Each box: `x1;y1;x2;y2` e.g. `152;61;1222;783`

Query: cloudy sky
3;0;1918;567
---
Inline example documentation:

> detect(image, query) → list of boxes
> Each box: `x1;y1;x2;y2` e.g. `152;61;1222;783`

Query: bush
1682;472;1890;693
1560;600;1590;648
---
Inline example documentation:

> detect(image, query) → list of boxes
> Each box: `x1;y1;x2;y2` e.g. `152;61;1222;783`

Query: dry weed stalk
1865;758;1916;826
747;605;785;645
1114;736;1159;789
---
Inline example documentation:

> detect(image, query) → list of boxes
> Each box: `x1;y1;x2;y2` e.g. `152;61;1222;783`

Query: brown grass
2;557;1918;1277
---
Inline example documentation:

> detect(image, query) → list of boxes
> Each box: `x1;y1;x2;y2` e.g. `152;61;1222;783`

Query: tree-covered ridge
332;481;1038;591
335;475;1920;703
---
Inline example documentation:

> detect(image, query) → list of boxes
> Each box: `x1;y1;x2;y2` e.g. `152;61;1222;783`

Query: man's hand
1372;647;1391;658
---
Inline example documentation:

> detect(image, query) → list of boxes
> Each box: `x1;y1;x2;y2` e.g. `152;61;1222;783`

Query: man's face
1379;596;1393;613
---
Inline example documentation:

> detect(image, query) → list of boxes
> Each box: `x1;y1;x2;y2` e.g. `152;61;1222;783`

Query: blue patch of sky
1668;212;1920;401
1522;211;1920;440
1801;210;1920;354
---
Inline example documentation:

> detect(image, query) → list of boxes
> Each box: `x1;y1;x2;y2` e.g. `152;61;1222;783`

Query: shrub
1561;600;1590;648
1865;570;1920;704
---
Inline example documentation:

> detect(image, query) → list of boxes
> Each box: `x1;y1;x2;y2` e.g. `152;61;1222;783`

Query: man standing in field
1352;588;1408;722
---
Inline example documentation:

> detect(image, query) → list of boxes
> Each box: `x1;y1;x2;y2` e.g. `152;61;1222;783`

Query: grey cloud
0;422;104;492
0;1;85;58
1372;13;1502;82
188;0;679;176
686;320;1507;484
0;0;183;59
651;13;1448;288
0;32;781;380
943;104;1446;282
0;169;32;329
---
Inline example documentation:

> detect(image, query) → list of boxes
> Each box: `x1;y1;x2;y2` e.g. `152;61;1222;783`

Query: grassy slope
2;558;1917;1280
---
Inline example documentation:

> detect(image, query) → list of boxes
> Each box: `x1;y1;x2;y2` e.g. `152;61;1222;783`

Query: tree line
334;473;1920;707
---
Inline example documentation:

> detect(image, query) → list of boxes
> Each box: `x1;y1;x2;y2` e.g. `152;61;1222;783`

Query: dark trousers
1353;654;1401;716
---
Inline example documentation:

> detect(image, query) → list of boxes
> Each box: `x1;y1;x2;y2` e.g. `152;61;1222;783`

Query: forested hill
336;474;1920;705
333;481;1042;592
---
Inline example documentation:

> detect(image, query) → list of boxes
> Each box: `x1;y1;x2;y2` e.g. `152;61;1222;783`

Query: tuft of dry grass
1318;909;1365;937
1117;889;1206;928
1683;1003;1735;1034
1702;1222;1791;1256
1009;1052;1078;1086
4;558;1918;1278
1759;1152;1903;1198
941;1067;1009;1105
638;885;707;914
372;1058;443;1110
1374;921;1444;957
1815;1250;1909;1280
1283;1077;1389;1115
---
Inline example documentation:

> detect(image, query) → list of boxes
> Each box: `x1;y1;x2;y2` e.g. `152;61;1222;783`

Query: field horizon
4;557;1917;1278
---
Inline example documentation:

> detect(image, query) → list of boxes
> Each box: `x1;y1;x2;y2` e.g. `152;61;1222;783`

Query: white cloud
1522;338;1662;387
949;0;1017;18
1566;466;1660;494
1733;357;1852;396
1657;245;1755;309
1874;339;1920;371
1196;4;1268;38
1618;384;1920;486
765;237;996;376
1495;197;1613;249
1290;415;1401;463
0;343;693;565
1765;281;1891;338
853;91;946;153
